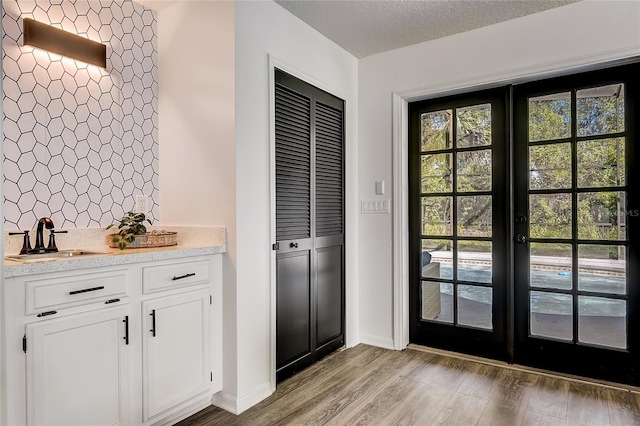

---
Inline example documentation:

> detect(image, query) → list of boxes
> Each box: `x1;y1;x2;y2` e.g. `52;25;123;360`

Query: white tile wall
2;0;158;230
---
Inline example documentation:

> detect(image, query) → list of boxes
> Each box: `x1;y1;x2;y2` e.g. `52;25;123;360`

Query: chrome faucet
31;217;55;254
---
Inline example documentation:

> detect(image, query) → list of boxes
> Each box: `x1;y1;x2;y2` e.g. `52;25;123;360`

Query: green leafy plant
106;212;152;250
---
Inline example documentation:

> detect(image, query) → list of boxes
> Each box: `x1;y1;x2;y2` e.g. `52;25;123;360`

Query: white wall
161;0;359;414
358;0;640;346
157;0;237;397
234;0;358;413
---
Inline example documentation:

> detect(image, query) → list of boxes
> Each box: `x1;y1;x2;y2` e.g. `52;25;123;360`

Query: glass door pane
525;84;628;349
418;103;494;331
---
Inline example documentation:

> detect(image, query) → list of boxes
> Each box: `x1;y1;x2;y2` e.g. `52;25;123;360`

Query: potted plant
107;212;152;250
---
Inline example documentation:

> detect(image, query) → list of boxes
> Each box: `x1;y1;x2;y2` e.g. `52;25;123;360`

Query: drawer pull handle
105;299;120;304
150;309;156;337
123;316;129;345
37;310;57;317
69;286;105;295
172;273;196;281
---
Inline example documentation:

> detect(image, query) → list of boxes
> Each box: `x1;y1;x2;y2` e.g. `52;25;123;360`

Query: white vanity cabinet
2;253;222;426
141;260;213;422
26;307;131;426
143;289;211;421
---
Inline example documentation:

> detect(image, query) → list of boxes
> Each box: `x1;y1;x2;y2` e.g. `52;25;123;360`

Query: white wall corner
212;382;273;415
359;333;395;350
236;382;273;414
211;391;239;415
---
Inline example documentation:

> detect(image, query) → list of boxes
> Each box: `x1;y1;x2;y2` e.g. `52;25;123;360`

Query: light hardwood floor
178;344;640;425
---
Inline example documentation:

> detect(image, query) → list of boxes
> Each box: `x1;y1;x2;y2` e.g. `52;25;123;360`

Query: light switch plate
361;199;390;214
375;180;385;195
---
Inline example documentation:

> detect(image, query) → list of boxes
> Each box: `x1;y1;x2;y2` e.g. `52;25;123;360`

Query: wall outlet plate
135;195;149;214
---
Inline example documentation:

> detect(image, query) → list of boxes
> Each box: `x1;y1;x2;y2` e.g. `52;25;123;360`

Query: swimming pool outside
425;251;626;317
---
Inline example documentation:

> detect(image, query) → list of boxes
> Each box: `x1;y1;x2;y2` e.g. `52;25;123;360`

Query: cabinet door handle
150;309;156;337
69;286;105;295
172;273;195;281
123;316;129;345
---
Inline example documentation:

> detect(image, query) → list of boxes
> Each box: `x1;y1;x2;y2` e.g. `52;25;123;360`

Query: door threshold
407;343;640;394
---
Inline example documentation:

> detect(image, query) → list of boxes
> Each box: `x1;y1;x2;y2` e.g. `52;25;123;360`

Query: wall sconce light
23;18;106;68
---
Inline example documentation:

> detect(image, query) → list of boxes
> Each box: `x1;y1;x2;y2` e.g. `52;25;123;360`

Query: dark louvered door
275;79;313;379
275;70;345;382
314;101;345;354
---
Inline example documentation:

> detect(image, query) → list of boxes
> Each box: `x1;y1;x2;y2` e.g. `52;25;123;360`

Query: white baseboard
212;382;273;415
344;338;360;349
359;333;395;350
211;391;238;414
147;393;212;426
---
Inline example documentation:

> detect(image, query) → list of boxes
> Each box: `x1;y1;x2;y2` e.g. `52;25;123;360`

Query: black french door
513;63;640;384
410;62;640;385
409;87;510;361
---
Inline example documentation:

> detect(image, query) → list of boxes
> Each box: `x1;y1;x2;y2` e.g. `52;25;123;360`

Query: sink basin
5;249;109;263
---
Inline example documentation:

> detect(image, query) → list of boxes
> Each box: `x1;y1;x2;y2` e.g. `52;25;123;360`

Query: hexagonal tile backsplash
2;0;158;230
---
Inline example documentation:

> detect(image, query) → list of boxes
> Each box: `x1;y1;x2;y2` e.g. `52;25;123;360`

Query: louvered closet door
275;69;345;382
275;81;313;375
315;101;344;349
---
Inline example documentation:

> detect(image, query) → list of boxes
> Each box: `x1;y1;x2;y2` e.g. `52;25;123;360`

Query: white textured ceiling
274;0;579;58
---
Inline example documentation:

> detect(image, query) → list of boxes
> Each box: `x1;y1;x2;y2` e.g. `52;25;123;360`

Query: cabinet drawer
25;270;128;315
142;260;210;294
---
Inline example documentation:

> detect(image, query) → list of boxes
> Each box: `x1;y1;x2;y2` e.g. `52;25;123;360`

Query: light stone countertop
4;226;226;278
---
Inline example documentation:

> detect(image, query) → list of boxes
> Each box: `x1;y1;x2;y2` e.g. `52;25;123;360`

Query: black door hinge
272;243;279;250
210;372;213;382
23;334;27;353
210;295;213;305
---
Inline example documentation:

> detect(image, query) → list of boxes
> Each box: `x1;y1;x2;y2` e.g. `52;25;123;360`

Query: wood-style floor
178;344;640;425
